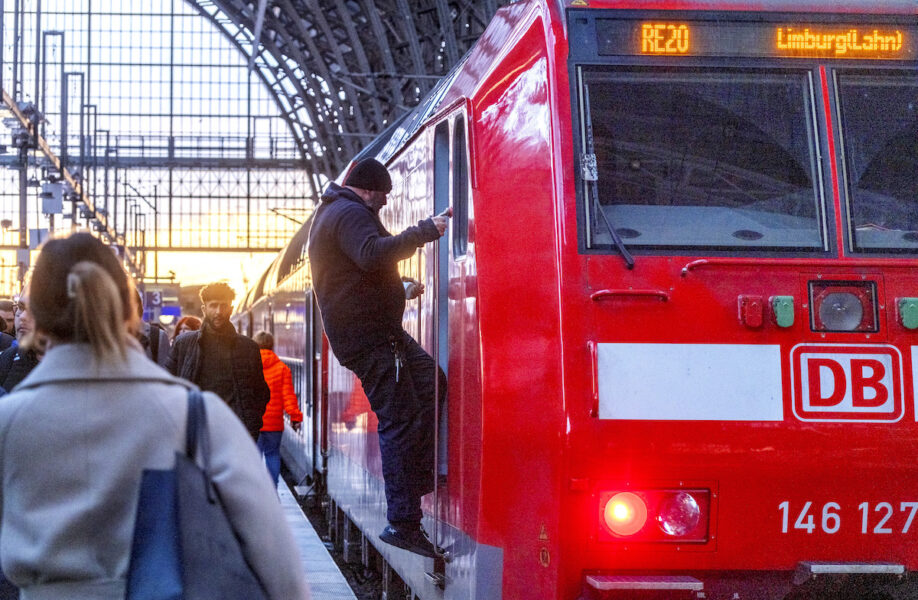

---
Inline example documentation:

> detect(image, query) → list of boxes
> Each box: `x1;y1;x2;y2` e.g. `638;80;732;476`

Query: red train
233;0;918;598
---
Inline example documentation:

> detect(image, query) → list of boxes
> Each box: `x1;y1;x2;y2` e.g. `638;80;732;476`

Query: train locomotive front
557;2;918;598
235;1;918;598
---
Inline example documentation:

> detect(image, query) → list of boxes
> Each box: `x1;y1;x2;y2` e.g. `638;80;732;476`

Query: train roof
236;212;315;314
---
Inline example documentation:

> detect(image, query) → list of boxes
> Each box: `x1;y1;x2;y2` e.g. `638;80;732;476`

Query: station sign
141;283;181;324
596;18;918;60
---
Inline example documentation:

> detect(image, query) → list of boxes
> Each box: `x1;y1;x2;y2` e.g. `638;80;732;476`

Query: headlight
818;292;863;331
810;281;878;332
657;491;701;536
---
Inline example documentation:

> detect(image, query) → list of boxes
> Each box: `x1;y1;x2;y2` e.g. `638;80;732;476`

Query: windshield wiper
582;84;634;270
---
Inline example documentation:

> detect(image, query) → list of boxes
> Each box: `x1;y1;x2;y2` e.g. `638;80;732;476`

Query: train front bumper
581;562;910;600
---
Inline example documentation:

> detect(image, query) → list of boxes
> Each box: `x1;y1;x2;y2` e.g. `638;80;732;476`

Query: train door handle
590;289;670;302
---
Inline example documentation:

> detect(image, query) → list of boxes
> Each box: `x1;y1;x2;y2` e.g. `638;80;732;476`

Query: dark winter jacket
166;323;269;439
0;345;39;392
307;182;440;364
137;322;171;368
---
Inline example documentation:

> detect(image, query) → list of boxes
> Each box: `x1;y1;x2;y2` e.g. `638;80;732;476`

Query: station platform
278;481;357;600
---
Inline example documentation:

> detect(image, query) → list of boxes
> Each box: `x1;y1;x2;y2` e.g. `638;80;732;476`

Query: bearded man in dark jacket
167;282;269;439
0;286;41;393
308;157;451;558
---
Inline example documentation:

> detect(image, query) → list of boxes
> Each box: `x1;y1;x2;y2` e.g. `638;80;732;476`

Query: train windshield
837;71;918;253
581;68;824;251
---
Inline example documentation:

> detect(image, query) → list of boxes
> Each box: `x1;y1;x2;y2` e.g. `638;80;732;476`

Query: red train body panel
235;1;918;598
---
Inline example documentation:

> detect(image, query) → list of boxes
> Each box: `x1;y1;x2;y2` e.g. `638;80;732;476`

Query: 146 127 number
778;501;918;534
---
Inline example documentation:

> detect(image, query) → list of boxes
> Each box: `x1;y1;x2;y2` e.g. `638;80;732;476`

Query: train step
583;574;703;599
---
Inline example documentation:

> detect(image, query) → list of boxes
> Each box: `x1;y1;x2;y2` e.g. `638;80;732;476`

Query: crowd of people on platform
0;274;306;449
0;234;307;600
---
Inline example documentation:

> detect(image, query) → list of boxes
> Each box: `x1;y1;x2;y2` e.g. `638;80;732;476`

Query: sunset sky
154;250;276;301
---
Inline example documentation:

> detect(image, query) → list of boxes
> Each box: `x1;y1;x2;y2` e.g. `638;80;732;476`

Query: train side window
434;122;450;215
452;117;469;258
433;122;451;478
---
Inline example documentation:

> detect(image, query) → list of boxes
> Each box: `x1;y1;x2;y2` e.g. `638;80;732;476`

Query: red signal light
602;492;648;536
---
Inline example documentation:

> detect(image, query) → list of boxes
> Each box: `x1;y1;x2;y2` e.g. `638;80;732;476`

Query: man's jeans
257;430;284;488
345;330;446;524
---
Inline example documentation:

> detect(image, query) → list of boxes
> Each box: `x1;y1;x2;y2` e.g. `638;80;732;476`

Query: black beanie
344;158;392;193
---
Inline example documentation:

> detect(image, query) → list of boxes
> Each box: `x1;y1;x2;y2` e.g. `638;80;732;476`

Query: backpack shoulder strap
185;389;216;502
150;326;160;362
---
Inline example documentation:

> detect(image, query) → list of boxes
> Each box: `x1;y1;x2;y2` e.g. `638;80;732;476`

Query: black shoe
379;524;438;558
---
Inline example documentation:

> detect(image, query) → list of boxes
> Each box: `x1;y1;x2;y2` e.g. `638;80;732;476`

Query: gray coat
0;343;309;600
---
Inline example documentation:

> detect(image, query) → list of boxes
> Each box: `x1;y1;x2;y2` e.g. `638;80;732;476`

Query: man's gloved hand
431;207;453;236
402;277;425;300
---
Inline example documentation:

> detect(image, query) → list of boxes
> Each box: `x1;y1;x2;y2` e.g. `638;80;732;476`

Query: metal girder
393;0;429;97
187;0;326;199
183;0;507;183
210;0;349;171
0;88;145;279
358;0;404;108
330;0;386;121
435;0;461;66
274;0;361;157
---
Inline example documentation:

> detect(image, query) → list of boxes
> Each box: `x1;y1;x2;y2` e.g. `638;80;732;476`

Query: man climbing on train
307;157;450;559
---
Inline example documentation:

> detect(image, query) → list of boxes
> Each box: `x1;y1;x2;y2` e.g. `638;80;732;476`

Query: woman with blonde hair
0;232;309;600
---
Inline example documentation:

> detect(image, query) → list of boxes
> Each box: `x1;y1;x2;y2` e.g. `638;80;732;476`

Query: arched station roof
186;0;506;185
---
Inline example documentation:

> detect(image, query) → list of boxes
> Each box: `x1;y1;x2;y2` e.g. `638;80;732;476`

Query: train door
433;111;471;475
428;109;471;576
305;289;326;481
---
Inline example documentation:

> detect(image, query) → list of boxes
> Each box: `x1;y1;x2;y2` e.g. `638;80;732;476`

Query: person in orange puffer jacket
253;331;303;487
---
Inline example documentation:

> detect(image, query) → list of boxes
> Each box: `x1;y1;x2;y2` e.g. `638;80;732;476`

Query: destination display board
596;19;918;59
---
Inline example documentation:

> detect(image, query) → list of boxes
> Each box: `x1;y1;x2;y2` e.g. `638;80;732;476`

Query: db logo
791;344;904;422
